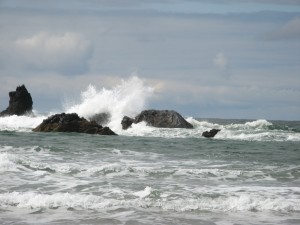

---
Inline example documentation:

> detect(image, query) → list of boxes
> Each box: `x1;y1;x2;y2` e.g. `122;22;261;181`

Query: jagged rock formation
121;109;193;130
202;129;221;138
33;113;116;135
0;85;33;116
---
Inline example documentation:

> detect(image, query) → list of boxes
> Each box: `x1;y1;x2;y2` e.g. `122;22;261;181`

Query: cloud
13;32;93;74
213;52;228;69
266;17;300;40
0;1;299;120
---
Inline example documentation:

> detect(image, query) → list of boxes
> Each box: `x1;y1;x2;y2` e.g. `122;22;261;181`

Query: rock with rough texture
121;116;134;130
202;129;221;138
33;113;116;135
88;112;111;126
0;85;33;116
121;109;193;129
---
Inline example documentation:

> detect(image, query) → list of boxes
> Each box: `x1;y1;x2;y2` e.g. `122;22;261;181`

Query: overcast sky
0;0;300;120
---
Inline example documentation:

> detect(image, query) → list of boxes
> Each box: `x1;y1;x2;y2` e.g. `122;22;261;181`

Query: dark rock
32;113;116;135
88;112;111;126
0;85;33;116
121;109;193;129
121;116;134;130
202;129;221;138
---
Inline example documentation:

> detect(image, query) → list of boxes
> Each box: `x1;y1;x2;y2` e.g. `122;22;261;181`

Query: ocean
0;115;299;225
0;78;299;225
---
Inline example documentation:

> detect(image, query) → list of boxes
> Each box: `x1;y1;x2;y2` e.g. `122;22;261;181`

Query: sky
0;0;300;120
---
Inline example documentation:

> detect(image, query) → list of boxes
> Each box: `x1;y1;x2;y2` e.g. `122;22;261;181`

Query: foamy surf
1;126;299;225
118;118;300;141
0;188;299;213
0;114;46;132
0;114;299;141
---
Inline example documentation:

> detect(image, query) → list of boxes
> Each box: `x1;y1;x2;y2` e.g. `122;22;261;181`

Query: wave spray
65;76;153;131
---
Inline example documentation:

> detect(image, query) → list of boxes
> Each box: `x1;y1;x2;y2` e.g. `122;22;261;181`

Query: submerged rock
121;109;193;129
0;85;33;116
33;113;116;135
202;129;221;138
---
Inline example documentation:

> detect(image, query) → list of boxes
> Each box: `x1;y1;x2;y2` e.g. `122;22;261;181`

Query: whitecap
133;186;153;199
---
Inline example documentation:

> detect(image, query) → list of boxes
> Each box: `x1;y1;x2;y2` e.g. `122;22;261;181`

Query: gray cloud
1;32;92;75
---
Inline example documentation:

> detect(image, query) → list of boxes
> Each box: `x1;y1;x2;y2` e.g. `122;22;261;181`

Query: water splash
64;76;153;131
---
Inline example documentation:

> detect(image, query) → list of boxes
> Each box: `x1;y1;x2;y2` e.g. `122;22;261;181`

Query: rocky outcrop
202;129;221;138
33;113;116;135
121;109;193;129
0;85;33;116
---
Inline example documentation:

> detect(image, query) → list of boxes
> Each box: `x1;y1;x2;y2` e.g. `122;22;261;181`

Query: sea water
0;77;299;225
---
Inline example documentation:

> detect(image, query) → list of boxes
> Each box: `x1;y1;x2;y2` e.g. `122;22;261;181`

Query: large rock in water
202;129;221;138
0;85;33;116
33;113;116;135
121;110;193;129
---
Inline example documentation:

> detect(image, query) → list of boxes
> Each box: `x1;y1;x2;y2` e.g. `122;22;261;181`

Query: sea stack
0;85;33;116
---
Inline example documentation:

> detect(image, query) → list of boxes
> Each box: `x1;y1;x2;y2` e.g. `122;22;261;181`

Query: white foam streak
0;115;45;132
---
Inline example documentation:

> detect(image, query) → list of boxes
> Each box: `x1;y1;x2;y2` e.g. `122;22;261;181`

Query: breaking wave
64;76;153;131
0;189;299;213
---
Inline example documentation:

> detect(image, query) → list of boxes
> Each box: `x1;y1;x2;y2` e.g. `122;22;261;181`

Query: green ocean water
0;117;299;225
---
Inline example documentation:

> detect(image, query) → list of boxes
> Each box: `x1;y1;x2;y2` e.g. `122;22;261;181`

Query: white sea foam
116;117;299;141
0;153;18;171
224;119;273;130
244;119;273;129
133;186;153;199
0;114;46;132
